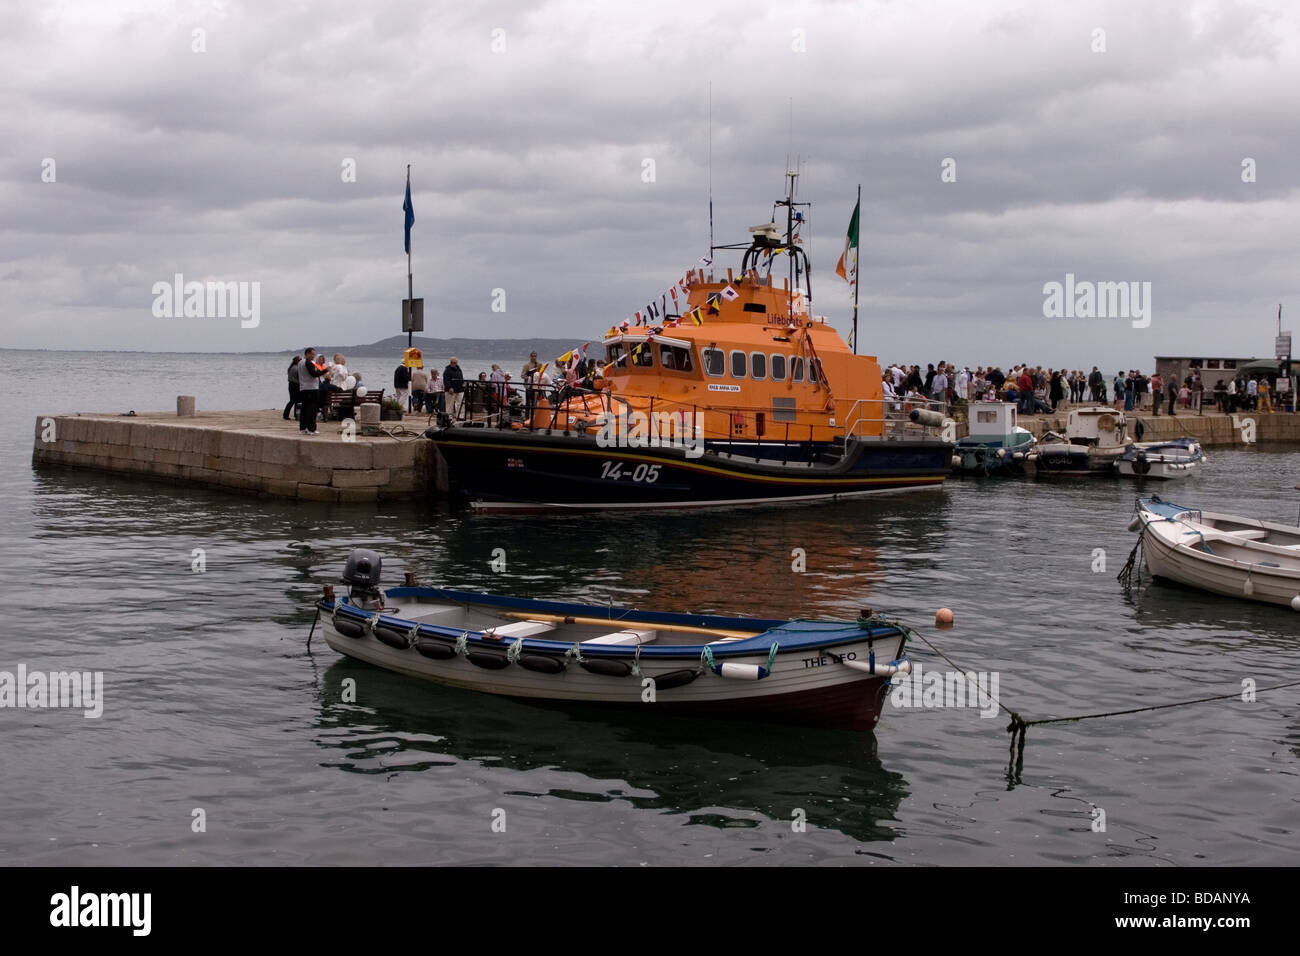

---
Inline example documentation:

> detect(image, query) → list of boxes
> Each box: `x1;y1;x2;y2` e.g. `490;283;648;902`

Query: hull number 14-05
600;461;661;483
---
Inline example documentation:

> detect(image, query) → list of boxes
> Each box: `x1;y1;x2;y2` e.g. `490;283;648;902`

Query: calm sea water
1;348;1297;866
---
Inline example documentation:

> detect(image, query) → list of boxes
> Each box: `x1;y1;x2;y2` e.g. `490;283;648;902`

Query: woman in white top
328;355;350;389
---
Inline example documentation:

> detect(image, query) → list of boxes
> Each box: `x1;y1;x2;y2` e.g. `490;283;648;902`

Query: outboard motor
341;549;383;610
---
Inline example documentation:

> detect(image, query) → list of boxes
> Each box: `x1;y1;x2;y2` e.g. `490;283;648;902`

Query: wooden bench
323;388;384;420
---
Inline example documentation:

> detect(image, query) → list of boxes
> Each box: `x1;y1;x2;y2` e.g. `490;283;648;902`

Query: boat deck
377;597;757;648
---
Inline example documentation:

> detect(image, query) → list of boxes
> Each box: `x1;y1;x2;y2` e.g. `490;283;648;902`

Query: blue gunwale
317;586;905;660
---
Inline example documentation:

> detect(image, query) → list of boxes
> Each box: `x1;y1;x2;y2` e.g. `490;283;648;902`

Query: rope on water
886;613;1300;777
1007;679;1300;734
1117;527;1144;589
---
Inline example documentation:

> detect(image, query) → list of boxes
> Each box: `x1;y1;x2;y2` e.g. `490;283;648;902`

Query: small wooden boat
1034;407;1130;475
315;550;913;731
1115;438;1206;479
951;401;1035;475
1131;496;1300;609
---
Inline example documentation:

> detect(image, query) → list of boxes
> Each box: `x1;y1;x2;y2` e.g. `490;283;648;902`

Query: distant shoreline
1;336;583;357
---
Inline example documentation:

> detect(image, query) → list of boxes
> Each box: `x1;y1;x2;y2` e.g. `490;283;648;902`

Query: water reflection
312;658;911;845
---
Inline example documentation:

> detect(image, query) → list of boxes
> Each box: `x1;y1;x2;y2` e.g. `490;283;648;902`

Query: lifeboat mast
710;169;813;325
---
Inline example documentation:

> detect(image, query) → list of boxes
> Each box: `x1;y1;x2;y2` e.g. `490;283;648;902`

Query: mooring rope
895;613;1300;769
1117;528;1143;589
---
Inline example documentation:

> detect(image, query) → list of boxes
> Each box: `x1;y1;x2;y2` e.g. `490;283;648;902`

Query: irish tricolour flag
835;199;859;284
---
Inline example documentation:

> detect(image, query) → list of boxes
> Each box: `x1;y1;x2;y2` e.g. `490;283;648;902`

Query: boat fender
1126;515;1143;532
466;649;511;670
716;662;766;680
1291;595;1300;612
842;658;911;677
908;408;944;427
650;668;699;690
416;638;457;660
518;653;566;674
334;616;366;639
580;658;633;677
1133;452;1150;475
374;624;413;649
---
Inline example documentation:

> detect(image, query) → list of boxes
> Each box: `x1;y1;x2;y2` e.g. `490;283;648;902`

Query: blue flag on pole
403;179;415;254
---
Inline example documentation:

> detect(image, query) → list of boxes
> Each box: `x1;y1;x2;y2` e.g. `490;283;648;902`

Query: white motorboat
1130;496;1300;609
951;401;1036;475
1034;407;1130;475
1115;438;1207;479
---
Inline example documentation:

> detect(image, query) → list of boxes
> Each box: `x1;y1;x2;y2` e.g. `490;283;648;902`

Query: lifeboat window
631;343;654;367
791;356;804;383
750;352;767;380
606;344;625;363
808;358;821;384
659;344;694;373
770;354;786;381
730;350;747;378
702;347;724;377
743;303;767;313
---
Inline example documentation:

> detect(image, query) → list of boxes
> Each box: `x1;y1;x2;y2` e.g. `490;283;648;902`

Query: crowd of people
881;361;1288;417
389;350;607;422
283;346;617;433
283;347;1289;434
284;348;369;435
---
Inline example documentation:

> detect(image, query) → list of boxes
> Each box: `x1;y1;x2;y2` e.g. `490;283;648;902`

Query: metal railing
437;383;951;450
842;397;950;441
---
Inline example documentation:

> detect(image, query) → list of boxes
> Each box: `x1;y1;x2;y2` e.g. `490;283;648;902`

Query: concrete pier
30;404;1296;503
32;409;442;502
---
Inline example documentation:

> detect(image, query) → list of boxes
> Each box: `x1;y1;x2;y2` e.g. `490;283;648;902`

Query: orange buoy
935;607;954;627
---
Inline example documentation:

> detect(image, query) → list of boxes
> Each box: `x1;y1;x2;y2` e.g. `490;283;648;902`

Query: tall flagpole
406;165;414;351
852;183;861;355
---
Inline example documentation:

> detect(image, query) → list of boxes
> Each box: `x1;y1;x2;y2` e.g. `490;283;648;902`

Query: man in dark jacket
394;363;411;410
443;357;465;420
1088;367;1103;402
297;348;330;434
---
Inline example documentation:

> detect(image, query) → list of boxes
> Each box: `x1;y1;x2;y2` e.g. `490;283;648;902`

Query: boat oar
500;610;759;640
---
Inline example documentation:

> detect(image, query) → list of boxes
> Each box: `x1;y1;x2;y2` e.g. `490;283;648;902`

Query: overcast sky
2;0;1298;372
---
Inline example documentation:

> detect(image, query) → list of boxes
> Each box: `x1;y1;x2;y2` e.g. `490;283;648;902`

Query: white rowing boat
1131;496;1300;609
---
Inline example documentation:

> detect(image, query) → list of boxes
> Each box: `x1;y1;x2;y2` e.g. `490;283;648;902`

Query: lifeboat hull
430;427;950;512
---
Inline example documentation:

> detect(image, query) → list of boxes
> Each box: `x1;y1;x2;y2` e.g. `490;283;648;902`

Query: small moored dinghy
1115;438;1206;480
315;550;913;731
1129;496;1300;609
